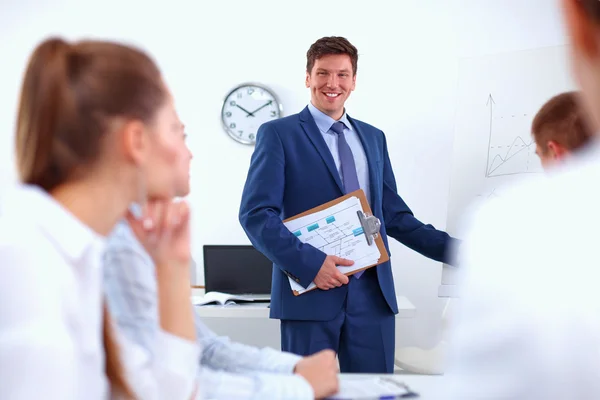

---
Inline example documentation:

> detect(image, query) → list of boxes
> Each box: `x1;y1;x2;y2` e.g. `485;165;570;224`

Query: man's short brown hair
531;91;593;154
306;36;358;75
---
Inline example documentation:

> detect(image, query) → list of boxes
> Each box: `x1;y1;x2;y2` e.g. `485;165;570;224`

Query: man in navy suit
239;36;458;374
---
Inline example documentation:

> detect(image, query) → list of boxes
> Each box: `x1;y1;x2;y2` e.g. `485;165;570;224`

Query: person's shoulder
104;219;156;283
106;218;146;254
0;185;50;260
261;112;303;131
0;189;64;300
464;173;556;246
0;225;68;333
107;219;133;242
255;112;306;146
461;158;600;286
0;225;48;273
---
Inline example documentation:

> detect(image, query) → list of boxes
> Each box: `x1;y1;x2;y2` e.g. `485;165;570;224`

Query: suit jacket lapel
299;107;344;193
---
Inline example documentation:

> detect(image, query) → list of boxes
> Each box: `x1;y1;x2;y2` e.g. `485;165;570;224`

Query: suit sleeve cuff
296;249;327;288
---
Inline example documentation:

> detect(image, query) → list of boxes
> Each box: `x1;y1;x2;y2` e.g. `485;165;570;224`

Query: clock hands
235;104;255;117
248;100;273;116
234;100;274;118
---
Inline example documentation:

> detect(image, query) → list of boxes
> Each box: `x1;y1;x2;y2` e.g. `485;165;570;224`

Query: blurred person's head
14;36;191;397
561;0;600;134
532;91;593;169
15;37;191;230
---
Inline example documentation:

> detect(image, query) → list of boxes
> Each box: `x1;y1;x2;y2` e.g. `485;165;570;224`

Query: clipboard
283;189;389;296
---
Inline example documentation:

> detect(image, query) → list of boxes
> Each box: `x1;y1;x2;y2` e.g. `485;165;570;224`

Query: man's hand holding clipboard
313;255;353;290
283;189;390;296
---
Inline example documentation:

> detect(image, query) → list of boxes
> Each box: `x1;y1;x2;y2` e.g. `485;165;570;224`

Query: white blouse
0;184;199;400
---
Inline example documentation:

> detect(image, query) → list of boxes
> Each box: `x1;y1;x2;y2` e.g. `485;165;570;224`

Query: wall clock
221;83;283;145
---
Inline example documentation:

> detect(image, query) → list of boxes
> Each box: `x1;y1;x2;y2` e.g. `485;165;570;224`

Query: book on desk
192;291;270;306
196;245;272;306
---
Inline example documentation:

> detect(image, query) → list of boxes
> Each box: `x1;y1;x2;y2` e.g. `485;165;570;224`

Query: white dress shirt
433;142;600;399
104;221;315;400
0;184;200;400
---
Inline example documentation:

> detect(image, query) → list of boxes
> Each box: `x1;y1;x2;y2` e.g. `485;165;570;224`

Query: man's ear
547;140;568;160
120;120;148;166
305;72;310;88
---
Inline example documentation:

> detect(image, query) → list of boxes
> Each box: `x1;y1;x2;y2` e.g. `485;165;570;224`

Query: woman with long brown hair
0;37;199;399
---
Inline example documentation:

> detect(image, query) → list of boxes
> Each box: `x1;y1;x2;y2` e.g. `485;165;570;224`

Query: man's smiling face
306;54;356;120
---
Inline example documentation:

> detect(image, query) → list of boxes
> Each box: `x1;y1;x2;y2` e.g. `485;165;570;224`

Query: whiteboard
442;45;576;290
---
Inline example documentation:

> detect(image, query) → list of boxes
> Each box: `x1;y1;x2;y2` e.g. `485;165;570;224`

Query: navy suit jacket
239;106;456;321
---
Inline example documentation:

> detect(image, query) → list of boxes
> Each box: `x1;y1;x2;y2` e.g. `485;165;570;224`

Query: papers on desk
327;376;419;399
284;196;381;295
192;291;256;306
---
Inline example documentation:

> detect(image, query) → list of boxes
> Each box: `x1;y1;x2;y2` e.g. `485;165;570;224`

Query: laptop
203;245;272;301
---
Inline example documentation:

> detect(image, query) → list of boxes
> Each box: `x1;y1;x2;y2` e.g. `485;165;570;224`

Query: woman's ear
120;120;148;166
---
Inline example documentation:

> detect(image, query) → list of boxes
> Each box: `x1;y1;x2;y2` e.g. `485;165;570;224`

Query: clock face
221;84;282;145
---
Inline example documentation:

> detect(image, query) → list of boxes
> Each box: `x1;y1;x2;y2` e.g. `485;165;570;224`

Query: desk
339;373;444;399
196;296;415;319
194;295;416;350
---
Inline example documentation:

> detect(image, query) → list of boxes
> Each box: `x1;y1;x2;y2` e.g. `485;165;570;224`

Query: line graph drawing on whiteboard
484;94;542;178
475;188;500;199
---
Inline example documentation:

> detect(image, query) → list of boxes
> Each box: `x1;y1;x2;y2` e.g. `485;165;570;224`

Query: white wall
0;0;568;348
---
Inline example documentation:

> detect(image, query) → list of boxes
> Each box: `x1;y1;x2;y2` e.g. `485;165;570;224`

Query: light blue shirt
103;221;314;400
308;102;371;204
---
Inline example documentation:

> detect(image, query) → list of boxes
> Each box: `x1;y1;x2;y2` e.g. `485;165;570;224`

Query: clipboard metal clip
357;210;381;246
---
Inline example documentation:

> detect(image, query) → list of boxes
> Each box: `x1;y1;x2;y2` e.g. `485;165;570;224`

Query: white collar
4;184;106;263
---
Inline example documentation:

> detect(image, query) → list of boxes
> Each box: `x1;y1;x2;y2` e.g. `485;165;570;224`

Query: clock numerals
221;84;282;145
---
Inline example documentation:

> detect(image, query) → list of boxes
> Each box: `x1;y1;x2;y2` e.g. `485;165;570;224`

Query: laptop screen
203;245;273;295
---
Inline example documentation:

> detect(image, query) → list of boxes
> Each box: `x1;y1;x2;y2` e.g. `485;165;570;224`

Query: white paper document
327;376;416;399
284;196;381;294
191;291;256;306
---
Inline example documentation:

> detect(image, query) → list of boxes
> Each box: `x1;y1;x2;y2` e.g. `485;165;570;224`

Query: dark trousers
281;267;395;373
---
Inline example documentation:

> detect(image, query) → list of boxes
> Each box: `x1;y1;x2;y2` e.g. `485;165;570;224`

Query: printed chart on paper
284;196;381;294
